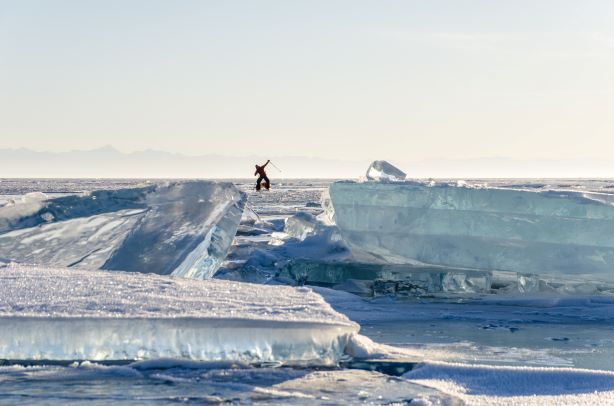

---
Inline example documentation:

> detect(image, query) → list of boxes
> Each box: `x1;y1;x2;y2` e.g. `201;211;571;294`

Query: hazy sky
1;1;613;163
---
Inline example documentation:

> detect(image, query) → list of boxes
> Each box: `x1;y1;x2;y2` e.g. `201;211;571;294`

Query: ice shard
0;181;246;279
328;180;614;281
0;264;358;363
365;160;406;182
284;212;323;240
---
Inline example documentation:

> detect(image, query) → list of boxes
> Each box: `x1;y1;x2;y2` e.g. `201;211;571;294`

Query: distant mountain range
0;147;368;178
1;147;614;178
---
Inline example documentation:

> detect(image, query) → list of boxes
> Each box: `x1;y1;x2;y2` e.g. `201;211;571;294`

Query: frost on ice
0;264;358;362
365;160;406;182
0;181;246;279
328;179;614;284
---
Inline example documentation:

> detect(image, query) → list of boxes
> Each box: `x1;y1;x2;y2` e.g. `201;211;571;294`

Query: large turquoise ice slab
329;181;614;280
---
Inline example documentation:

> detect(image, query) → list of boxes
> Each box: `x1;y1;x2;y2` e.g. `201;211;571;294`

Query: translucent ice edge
0;317;355;364
0;264;358;363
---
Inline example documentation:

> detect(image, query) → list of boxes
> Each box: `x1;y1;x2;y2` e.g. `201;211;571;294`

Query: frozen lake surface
2;178;614;405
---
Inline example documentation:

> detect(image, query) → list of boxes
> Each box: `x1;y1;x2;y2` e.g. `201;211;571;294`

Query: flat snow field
0;263;358;363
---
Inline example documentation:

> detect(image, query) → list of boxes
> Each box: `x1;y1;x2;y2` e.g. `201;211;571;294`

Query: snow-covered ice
0;263;358;363
329;180;614;282
405;361;614;405
4;178;614;405
0;181;245;279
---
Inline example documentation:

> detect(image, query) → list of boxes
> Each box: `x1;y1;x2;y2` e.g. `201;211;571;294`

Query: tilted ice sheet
0;181;246;279
0;264;358;362
365;160;407;182
329;181;614;280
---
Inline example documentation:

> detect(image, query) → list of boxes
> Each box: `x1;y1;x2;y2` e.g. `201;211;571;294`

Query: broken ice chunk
0;181;246;279
518;273;540;293
365;160;407;182
284;212;321;240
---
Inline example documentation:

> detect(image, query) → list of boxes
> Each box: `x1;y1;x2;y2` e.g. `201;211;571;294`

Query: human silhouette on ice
254;160;270;191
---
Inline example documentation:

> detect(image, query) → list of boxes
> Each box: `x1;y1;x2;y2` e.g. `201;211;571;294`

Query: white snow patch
345;333;458;362
404;361;614;405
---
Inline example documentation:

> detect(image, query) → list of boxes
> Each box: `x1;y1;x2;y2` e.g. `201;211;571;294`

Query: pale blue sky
1;1;613;164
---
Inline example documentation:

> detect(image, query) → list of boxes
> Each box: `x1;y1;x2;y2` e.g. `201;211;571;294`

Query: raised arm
262;159;270;168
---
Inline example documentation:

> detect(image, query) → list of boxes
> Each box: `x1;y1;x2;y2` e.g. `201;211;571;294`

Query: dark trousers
256;176;270;191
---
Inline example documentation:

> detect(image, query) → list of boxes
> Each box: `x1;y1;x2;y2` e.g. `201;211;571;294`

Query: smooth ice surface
329;181;614;281
365;160;407;182
0;264;358;362
0;181;246;279
0;363;456;406
316;285;614;370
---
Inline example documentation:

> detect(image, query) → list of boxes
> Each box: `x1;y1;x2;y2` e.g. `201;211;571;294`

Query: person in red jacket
254;160;271;191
